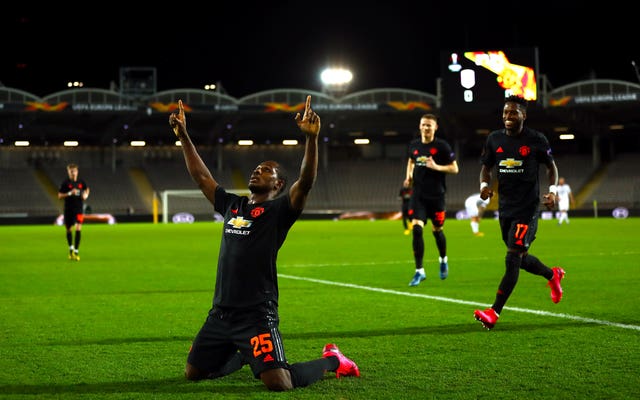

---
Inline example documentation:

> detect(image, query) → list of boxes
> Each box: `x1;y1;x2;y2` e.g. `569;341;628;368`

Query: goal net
159;189;250;223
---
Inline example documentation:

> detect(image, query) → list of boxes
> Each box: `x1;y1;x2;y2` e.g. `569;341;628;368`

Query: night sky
2;2;637;98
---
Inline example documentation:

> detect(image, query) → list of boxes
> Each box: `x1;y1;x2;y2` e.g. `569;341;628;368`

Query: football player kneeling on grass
169;95;360;391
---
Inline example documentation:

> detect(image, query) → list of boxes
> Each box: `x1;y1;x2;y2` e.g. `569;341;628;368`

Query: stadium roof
1;80;639;156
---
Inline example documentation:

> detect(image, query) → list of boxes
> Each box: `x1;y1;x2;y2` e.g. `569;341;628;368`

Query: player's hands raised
169;100;187;138
295;95;320;136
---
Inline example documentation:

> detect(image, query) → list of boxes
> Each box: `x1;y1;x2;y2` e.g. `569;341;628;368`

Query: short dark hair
505;95;528;110
420;113;438;122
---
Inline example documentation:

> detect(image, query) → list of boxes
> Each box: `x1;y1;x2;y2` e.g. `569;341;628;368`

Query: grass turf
1;218;638;399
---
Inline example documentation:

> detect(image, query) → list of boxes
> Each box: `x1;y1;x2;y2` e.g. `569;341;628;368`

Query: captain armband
480;182;489;191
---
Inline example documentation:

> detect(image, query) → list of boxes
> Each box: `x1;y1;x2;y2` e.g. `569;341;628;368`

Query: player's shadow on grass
48;336;195;346
0;376;265;396
282;320;593;338
47;319;588;348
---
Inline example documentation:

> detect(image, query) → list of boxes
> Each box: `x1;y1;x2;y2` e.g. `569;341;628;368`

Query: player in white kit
465;193;490;236
556;177;574;225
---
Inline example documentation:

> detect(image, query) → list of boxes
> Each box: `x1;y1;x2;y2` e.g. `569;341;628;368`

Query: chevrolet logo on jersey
416;155;430;166
228;216;252;228
499;158;523;168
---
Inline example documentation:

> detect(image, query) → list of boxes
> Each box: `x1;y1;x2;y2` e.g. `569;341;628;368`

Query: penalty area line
280;274;640;332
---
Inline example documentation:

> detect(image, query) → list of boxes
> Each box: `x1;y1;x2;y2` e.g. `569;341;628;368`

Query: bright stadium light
238;140;254;146
320;67;353;97
321;68;353;85
282;139;298;146
14;140;30;147
63;141;79;147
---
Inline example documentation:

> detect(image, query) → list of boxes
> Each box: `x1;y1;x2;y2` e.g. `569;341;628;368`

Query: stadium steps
129;168;155;212
34;167;62;211
575;163;608;208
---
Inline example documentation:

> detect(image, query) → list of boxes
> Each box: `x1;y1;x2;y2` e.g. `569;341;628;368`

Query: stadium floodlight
321;68;353;85
354;138;370;145
238;140;253;146
320;67;353;97
63;141;79;147
282;139;298;146
14;140;29;147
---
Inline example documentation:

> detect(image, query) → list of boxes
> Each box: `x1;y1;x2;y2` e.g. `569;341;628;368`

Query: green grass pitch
1;218;638;399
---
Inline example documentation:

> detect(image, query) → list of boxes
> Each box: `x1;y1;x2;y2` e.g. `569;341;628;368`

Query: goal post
158;189;250;223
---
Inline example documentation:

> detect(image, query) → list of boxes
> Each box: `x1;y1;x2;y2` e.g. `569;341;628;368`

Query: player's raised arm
289;95;320;210
169;99;219;205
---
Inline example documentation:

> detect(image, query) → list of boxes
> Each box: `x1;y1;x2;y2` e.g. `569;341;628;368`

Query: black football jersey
407;138;456;199
481;127;554;218
212;186;300;308
59;178;89;214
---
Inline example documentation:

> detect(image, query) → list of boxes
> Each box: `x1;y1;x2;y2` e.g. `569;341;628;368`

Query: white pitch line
279;274;640;332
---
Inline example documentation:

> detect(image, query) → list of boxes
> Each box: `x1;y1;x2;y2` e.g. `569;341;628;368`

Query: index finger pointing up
305;95;311;114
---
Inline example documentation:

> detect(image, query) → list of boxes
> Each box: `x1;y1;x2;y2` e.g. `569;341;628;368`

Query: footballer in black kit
170;95;359;392
404;113;459;286
473;95;565;330
407;137;456;213
57;163;89;260
60;178;87;220
187;189;300;379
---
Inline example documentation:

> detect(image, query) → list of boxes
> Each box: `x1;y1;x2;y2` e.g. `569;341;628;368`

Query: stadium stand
0;168;59;216
307;159;405;212
39;165;148;215
552;153;596;192
584;153;640;210
2;145;637;220
1;81;638;221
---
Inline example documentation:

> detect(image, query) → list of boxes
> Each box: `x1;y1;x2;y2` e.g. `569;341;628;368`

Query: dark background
2;2;638;98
